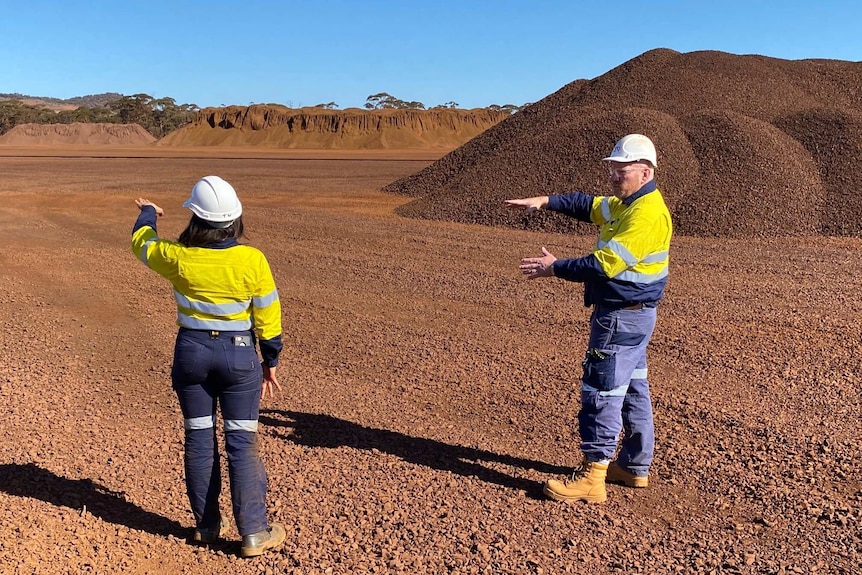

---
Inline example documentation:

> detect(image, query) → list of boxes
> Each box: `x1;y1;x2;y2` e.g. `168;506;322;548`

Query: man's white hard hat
183;175;242;228
602;134;657;168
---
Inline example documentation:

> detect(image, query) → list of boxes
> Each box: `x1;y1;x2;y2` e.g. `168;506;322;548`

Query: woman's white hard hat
602;134;657;168
183;176;242;228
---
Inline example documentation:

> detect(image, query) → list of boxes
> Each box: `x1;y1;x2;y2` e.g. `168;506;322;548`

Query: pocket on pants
172;339;207;382
582;349;617;392
227;345;260;374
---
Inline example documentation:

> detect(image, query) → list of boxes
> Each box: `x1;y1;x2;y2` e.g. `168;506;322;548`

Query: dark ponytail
178;214;245;247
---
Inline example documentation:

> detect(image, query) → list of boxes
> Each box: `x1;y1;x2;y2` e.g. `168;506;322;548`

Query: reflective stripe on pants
578;305;657;476
171;328;268;536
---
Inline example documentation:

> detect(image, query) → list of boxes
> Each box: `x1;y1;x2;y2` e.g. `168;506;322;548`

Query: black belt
596;302;654;311
208;330;253;346
178;327;250;339
207;330;252;339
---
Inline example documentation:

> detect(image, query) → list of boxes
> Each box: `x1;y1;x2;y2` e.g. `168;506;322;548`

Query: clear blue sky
2;1;859;110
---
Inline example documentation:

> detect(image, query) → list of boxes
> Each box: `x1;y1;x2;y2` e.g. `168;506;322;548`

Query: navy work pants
171;328;269;536
578;304;657;477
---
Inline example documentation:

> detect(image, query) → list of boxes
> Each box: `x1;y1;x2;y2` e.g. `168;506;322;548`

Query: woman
132;175;285;557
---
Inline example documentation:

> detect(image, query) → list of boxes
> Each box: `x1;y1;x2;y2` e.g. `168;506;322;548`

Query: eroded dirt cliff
157;106;510;149
0;122;156;145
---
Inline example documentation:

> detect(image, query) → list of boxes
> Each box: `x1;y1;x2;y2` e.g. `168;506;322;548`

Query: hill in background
384;49;862;238
0;92;123;112
157;105;510;149
0;93;511;150
0;122;155;145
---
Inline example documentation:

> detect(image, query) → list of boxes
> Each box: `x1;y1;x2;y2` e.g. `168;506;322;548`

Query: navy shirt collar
623;178;657;206
206;238;240;249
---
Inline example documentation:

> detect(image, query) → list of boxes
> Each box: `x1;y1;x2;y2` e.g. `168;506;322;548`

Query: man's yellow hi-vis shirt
132;207;282;365
547;180;672;307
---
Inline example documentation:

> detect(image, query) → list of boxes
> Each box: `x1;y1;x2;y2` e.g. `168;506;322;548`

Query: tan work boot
606;460;649;488
241;523;286;558
193;514;226;545
543;460;608;503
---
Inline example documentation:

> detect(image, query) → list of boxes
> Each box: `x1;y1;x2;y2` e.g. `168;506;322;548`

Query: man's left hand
519;246;556;279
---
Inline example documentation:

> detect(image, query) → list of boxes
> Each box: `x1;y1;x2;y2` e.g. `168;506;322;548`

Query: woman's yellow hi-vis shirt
132;213;282;363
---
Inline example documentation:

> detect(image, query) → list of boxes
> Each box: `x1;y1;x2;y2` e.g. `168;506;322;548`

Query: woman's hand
262;365;282;400
135;198;164;216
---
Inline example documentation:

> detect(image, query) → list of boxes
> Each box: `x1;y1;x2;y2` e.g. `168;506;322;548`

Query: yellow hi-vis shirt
131;225;282;342
590;190;672;284
548;181;672;306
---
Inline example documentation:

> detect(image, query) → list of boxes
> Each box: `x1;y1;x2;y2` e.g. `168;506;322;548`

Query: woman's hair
178;214;245;247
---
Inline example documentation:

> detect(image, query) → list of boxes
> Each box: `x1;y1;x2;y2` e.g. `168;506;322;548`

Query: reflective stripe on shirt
174;290;251;315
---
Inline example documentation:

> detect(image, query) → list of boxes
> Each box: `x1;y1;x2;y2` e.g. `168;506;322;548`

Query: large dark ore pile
385;49;862;237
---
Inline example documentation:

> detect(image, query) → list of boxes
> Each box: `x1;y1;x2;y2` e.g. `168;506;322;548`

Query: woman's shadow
260;410;569;500
0;462;187;539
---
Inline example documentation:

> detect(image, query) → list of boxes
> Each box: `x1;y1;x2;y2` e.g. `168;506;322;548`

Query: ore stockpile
386;48;862;238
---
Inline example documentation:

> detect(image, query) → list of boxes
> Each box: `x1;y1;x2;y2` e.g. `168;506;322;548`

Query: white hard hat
183;176;242;228
602;134;657;168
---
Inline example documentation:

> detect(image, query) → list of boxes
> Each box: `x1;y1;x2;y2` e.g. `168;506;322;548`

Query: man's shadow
260;410;569;500
0;463;187;539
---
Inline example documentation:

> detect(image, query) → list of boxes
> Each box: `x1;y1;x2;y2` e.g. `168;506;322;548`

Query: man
504;134;672;503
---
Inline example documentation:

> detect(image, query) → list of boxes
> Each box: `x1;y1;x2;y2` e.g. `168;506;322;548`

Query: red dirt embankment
157;105;510;150
0;122;155;146
385;49;862;238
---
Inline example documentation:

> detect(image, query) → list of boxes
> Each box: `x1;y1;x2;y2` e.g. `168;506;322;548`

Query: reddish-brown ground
0;148;859;575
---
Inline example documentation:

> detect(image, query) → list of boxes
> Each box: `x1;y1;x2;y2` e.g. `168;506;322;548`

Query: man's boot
543;460;608;503
193;513;226;545
241;523;286;558
606;460;649;488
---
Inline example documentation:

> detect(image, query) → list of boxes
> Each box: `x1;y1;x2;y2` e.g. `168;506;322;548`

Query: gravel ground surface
0;151;859;574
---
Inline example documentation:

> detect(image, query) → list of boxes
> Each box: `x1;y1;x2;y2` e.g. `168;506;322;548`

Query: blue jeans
171;328;269;536
578;304;657;477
